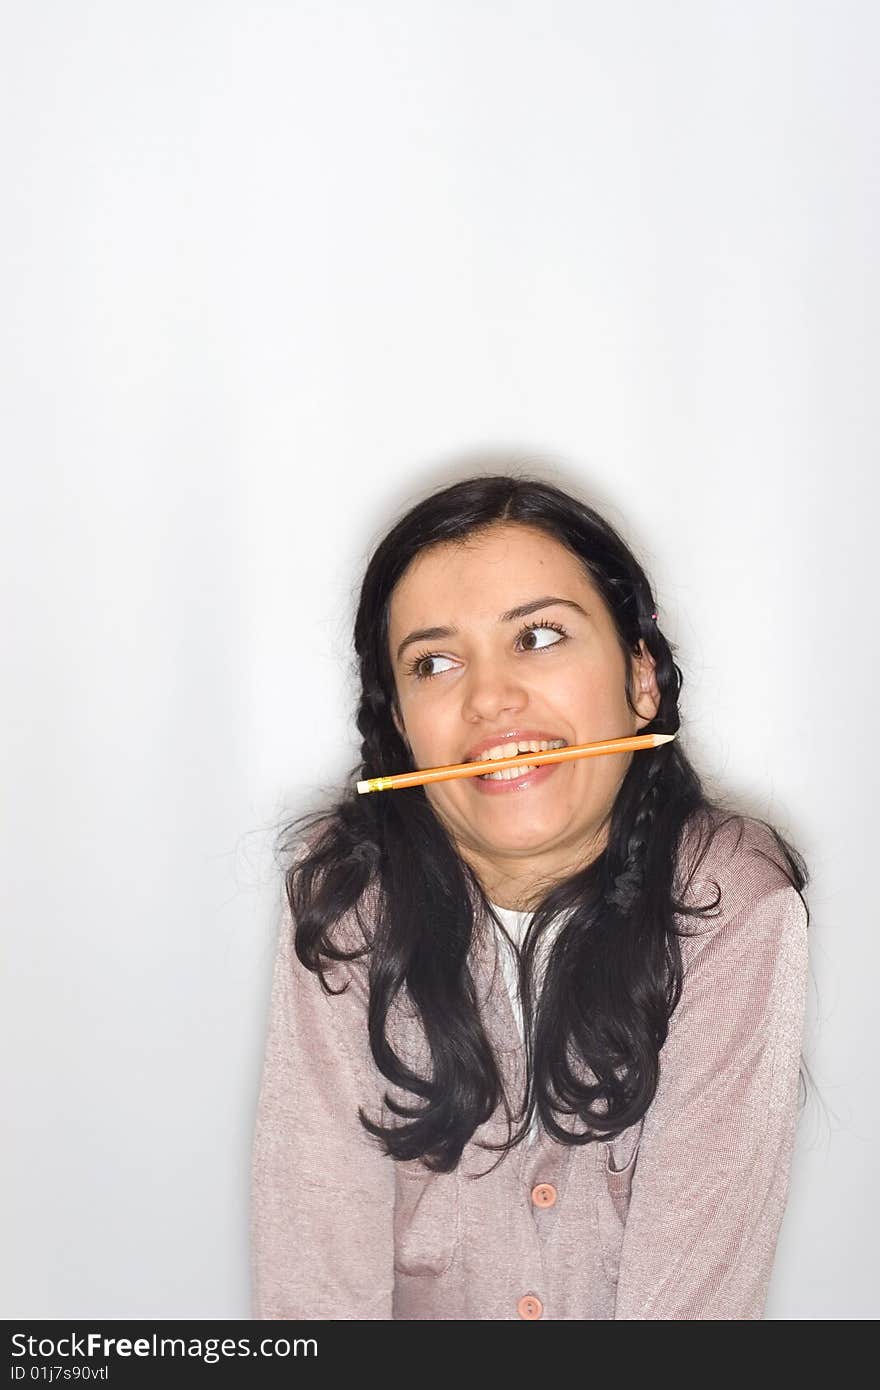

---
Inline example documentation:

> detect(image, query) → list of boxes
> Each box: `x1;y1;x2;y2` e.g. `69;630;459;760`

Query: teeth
476;738;567;780
478;737;566;763
480;763;540;781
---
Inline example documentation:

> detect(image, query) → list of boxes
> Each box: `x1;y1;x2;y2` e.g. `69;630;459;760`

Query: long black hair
275;471;814;1174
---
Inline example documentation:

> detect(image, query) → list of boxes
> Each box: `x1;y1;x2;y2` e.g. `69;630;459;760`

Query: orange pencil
356;731;676;794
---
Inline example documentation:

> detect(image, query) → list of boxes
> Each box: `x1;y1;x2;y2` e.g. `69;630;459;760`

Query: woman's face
387;523;660;907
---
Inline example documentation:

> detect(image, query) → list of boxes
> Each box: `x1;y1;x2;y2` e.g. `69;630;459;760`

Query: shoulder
286;824;429;1073
676;807;798;908
286;819;381;968
673;808;808;968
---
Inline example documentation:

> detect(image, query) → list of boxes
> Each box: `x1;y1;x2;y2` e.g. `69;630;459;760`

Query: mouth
465;736;568;780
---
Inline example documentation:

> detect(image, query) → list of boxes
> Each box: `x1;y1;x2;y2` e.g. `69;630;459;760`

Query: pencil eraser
356;780;369;794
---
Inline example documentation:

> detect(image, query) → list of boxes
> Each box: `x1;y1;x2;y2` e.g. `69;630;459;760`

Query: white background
2;0;875;1319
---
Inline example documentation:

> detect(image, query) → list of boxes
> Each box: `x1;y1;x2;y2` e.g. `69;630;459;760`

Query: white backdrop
2;0;875;1319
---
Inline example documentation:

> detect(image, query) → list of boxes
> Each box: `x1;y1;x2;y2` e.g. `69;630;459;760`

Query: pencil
356;731;676;794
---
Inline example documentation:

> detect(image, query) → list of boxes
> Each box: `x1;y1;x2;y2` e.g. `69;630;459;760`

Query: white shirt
488;901;568;1144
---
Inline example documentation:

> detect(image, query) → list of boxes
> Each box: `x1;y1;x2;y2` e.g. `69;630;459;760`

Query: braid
606;750;666;914
342;683;393;866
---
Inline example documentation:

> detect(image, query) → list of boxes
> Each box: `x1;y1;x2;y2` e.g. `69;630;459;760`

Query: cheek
404;705;453;760
561;666;619;718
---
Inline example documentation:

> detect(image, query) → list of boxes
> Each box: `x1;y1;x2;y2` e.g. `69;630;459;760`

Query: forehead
389;524;593;626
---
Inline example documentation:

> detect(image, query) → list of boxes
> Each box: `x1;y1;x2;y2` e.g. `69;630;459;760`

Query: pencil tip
653;732;676;745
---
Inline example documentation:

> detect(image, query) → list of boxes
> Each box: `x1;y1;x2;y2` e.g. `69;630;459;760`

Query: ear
632;640;661;728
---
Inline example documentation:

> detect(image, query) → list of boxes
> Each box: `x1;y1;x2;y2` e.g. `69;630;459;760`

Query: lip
468;759;564;796
462;728;568;763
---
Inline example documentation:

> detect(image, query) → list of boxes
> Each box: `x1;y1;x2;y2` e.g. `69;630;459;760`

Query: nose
461;662;527;726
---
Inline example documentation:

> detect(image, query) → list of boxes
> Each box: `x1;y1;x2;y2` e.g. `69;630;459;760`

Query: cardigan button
517;1294;543;1319
531;1182;557;1208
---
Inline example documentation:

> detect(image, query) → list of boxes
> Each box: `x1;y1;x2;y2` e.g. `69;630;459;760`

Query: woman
250;471;812;1320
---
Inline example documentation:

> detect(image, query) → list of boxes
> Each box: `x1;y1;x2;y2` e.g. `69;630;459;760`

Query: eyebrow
395;595;590;663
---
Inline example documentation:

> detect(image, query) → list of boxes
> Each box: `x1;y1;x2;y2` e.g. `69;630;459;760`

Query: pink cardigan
249;815;809;1320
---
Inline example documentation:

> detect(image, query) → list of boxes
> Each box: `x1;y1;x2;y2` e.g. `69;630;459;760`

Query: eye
405;619;569;682
519;620;567;652
408;652;456;681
